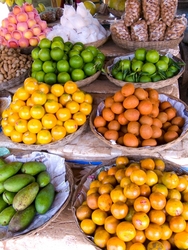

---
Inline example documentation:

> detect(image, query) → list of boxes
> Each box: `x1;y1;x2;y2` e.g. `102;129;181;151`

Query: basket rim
104;54;185;88
89;93;188;153
76;71;101;88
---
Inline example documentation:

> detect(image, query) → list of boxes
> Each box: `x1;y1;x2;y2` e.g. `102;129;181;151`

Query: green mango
0;158;6;168
0;206;16;226
0;162;23;182
35;183;55;214
4;174;35;192
21;161;46;176
8;204;36;232
36;171;51;188
13;182;39;211
0;182;5;195
2;191;16;205
0;196;8;213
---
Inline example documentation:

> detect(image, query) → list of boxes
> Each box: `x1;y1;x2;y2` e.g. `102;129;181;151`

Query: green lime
166;70;174;78
69;49;80;58
93;58;104;70
146;49;160;63
120;59;131;70
51;40;64;50
73;44;84;52
96;52;105;61
57;59;70;72
83;62;97;76
168;65;179;74
71;69;85;81
32;59;43;72
62;53;68;60
35;71;45;82
50;47;64;61
114;72;123;80
125;74;134;82
69;55;84;69
42;61;57;73
31;71;36;78
83;1;97;15
160;55;170;64
44;73;57;85
86;45;99;57
39;48;51;61
134;48;147;61
139;75;152;83
38;38;51;49
156;60;168;71
141;62;156;75
81;49;94;63
31;47;40;60
52;36;64;43
152;74;162;82
57;72;71;84
131;60;144;72
64;41;73;52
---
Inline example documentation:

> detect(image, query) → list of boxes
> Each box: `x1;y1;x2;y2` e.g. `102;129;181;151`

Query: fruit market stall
0;0;188;249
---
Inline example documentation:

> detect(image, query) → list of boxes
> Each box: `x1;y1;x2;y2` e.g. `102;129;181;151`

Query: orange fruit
110;186;126;203
140;158;155;170
72;111;86;126
130;169;147;186
2;124;14;137
15;87;30;101
38;82;51;94
64;119;78;133
104;215;120;234
66;100;80;114
160;222;173;240
115;168;126;183
124;183;141;199
145;170;158;186
56;108;71;122
1;118;8;128
59;93;72;106
84;93;93;104
22;131;37;145
132;212;150;230
149;192;166;210
165;198;183;216
14;119;28;133
174;231;188;249
10;130;23;143
116;156;129;167
18;106;31;120
149;209;166;225
132;229;146;243
80;218;96;235
31;90;47;105
51;125;67;141
24;77;39;94
94;229;110;248
145;223;162;241
129;242;146;250
50;84;64;97
97;170;108;182
98;183;114;195
10;100;25;113
87;187;99;196
134;196;151;213
46;93;58;102
106;236;126;250
162;171;179;189
76;204;92;221
152;183;168;197
169;215;186;233
87;192;100;210
91;208;108;225
36;129;52;144
110;201;128;219
72;90;85;103
116;221;136;242
98;193;113;212
90;180;101;189
79;102;92;115
41;113;57;129
64;81;78;94
147;241;165;250
120;176;131;188
27;119;42;134
44;99;60;113
8;112;20;126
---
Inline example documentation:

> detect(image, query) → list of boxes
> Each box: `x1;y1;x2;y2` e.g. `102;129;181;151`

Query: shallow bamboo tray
72;155;187;250
0;151;74;241
89;93;188;154
104;53;185;89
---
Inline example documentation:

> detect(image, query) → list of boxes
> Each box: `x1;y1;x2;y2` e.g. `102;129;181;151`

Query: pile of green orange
31;37;105;85
110;48;184;83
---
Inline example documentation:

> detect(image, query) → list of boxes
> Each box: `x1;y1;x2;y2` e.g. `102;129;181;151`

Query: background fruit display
0;3;51;48
74;155;188;250
107;48;184;83
1;78;93;145
31;37;105;85
93;83;186;148
107;0;126;12
0;158;55;232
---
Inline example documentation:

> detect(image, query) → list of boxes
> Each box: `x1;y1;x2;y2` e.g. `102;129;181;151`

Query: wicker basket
104;53;185;89
0;151;74;240
89;93;188;154
0;118;88;151
0;69;30;91
108;7;124;18
111;33;184;51
84;30;111;48
71;155;188;250
0;90;11;120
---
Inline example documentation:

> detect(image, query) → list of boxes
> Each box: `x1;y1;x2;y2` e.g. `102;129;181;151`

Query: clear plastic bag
164;15;187;40
142;0;160;25
149;20;166;41
161;0;178;26
131;19;148;41
124;0;141;27
110;20;132;40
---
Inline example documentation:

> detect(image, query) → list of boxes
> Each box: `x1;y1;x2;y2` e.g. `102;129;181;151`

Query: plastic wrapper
164;15;187;40
131;19;148;41
124;0;141;27
110;20;131;40
149;20;166;41
142;0;160;25
161;0;178;26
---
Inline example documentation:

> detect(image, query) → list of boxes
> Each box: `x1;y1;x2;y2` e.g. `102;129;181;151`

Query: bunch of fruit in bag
31;37;105;85
75;155;188;250
0;158;55;232
1;78;93;145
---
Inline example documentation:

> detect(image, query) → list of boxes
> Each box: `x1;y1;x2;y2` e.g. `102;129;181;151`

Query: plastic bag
124;0;141;27
110;20;132;40
161;0;178;26
164;15;187;40
142;0;160;25
131;19;148;41
149;20;166;41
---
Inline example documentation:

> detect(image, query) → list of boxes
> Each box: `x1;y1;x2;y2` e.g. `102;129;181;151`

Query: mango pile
0;158;55;232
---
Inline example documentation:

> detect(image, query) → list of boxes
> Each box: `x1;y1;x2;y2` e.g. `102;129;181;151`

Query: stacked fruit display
92;83;186;148
0;3;51;48
31;37;105;85
107;48;184;83
0;158;55;232
75;155;188;250
1;78;93;145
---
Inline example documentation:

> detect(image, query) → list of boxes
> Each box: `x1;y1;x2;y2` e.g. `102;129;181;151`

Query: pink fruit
38;20;47;31
31;25;41;36
19;37;29;47
38;33;46;40
35;16;42;23
1;18;9;28
16;12;28;22
8;13;17;24
8;38;19;48
7;23;16;33
1;37;8;46
4;33;11;41
27;19;36;28
17;22;28;32
29;36;39;46
0;27;8;36
13;5;22;15
23;3;34;12
12;30;23;40
27;11;35;19
23;29;33;39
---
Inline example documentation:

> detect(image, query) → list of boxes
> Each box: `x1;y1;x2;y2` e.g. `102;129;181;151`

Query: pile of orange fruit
1;77;93;145
75;156;188;250
93;83;185;148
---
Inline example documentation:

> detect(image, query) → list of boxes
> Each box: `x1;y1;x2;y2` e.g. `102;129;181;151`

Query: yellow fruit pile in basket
75;156;188;250
1;78;93;145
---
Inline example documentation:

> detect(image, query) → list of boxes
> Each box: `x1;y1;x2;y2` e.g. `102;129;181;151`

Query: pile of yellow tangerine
1;77;93;145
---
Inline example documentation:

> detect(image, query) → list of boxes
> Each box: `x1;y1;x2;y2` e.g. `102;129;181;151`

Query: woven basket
89;93;188;154
76;71;101;88
0;118;88;151
0;69;30;91
111;33;184;51
84;30;111;48
0;151;74;241
0;90;11;120
107;7;124;18
104;54;185;89
71;155;188;250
